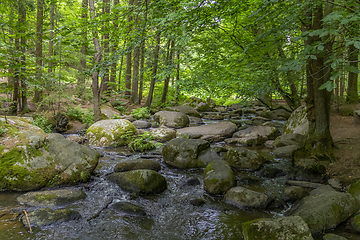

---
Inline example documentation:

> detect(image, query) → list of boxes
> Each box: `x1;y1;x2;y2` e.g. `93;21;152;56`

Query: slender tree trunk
118;52;124;91
48;4;55;74
145;32;160;107
19;1;28;112
175;51;180;102
161;40;175;103
125;0;134;98
101;0;110;94
9;27;18;115
138;0;148;104
34;0;44;103
77;0;88;98
89;0;102;122
110;0;120;93
131;0;141;103
346;44;359;103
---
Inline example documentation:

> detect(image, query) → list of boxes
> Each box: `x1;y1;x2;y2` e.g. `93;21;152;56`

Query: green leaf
319;81;335;92
309;55;317;60
354;41;360;50
317;44;324;51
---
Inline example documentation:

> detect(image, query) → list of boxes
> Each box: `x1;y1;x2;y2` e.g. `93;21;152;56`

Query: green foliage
32;114;53;133
111;100;127;114
121;130;161;152
65;105;94;128
131;107;151;120
82;108;95;128
0;128;5;138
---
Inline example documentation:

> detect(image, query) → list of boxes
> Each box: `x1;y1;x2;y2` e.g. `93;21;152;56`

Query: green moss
35;193;57;201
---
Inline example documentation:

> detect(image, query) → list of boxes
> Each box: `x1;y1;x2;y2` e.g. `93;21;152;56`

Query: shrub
131;107;151;120
121;131;161;152
82;108;94;127
65;105;83;121
32;114;53;133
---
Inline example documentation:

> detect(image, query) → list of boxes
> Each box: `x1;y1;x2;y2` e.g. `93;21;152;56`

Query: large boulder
17;188;86;207
347;178;360;203
176;121;237;142
203;160;236;195
273;133;306;148
108;169;167;195
233;126;280;141
86;119;137;147
283;106;309;135
132;120;151;129
162;138;220;169
224;186;270;208
101;105;122;119
114;159;161;172
150;126;176;143
153;111;190;129
290;187;359;234
242;216;313;240
21;208;81;227
223;147;266;170
165;106;200;118
0;117;99;191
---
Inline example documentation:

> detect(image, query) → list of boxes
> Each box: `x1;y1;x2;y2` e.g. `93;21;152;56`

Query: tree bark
161;39;175;104
131;0;140;103
19;1;28;112
77;0;88;98
100;0;110;94
89;0;102;122
34;0;44;103
175;51;180;102
346;44;359;103
145;32;160;107
138;0;148;104
110;0;120;93
125;0;134;98
48;4;55;74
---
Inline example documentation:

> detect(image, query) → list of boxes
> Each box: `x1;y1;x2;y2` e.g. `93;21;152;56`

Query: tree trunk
19;1;28;112
138;0;148;105
145;32;160;107
110;0;120;94
131;0;140;104
346;44;359;103
48;4;55;74
175;51;180;102
125;0;134;98
77;0;88;98
34;0;44;103
161;40;175;104
100;0;110;94
89;0;102;122
9;27;18;115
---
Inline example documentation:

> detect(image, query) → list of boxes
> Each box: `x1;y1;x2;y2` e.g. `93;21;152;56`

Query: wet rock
153;111;190;129
323;233;348;240
202;113;224;120
347;178;360;203
188;116;204;126
350;212;360;233
21;208;81;227
86;119;137;147
283;106;309;135
233;125;280;141
261;109;291;120
223;147;266;170
224;186;270;209
204;160;236;195
273;145;299;158
290;188;359;234
273;133;306;148
177;122;237;142
242;216;313;240
258;167;285;178
66;135;86;144
150;126;176;143
114;159;161;172
162;138;220;169
132;120;151;129
179;177;201;188
250;117;271;126
108;169;167;195
165;106;200;118
189;198;205;206
111;202;146;216
0;119;99;191
284;186;309;202
261;121;285;129
214;106;227;113
17;188;86;207
195;102;212;112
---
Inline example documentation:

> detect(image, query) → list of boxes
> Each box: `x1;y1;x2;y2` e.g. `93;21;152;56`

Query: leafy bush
131;107;151;120
65;105;83;121
82;108;94;127
32;114;53;133
121;131;161;152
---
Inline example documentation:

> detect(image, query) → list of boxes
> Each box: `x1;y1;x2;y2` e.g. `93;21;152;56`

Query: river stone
273;145;299;158
66;135;86;144
242;216;313;240
101;105;122;119
290;188;360;234
132;120;151;129
111;202;146;216
224;186;270;208
233;125;280;140
176;121;237;142
204;160;236;195
202;113;224;120
283;106;309;135
108;169;167;195
188;116;204;126
17;188;86;207
284;186;309;202
262;109;292;120
323;234;348;240
1;118;99;191
223;147;266;170
114;159;161;172
165;106;200;118
214;106;227;113
350;213;360;233
347;178;360;203
22;207;81;227
150;126;176;143
86;119;137;147
162;138;220;169
273;133;306;148
227;134;268;146
153;111;190;129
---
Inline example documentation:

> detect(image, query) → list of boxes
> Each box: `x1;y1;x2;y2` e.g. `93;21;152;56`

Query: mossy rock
108;169;167;195
283;106;309;135
203;160;236;195
347;178;360;203
242;216;313;240
86;119;137;147
350;213;360;233
111;202;146;216
114;159;161;172
223;147;266;170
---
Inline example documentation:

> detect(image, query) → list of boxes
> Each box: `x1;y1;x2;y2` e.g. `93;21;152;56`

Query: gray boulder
283;106;309;135
101;105;122;119
203;160;236;195
323;234;347;240
350;213;360;233
223;147;266;170
188;116;204;126
273;145;299;158
347;178;360;203
1;117;99;191
284;186;309;202
273;133;306;148
165;106;200;118
108;169;167;195
162;138;220;169
290;188;359;234
111;202;146;216
176;121;237;142
150;126;176;143
86;119;137;147
132;120;151;129
114;159;161;172
242;216;313;240
202;113;224;120
17;188;86;207
22;208;81;227
224;186;270;208
233;125;280;140
153;111;190;129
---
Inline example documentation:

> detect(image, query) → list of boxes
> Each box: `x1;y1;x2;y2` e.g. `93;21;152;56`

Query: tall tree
101;0;111;94
346;44;359;103
19;0;28;112
161;39;175;103
34;0;44;103
110;0;120;93
125;0;134;98
131;0;140;103
77;0;88;98
145;32;160;107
